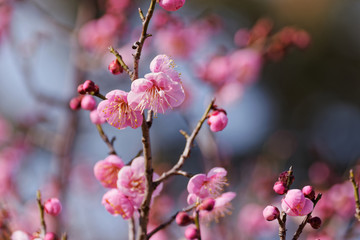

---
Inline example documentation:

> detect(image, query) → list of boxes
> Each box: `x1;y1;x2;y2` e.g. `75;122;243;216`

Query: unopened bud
69;96;82;110
302;185;315;200
81;95;96;111
77;84;86;95
273;181;287;195
83;80;96;93
44;198;62;216
184;226;200;240
308;216;321;229
176;212;192;226
108;60;123;75
263;205;280;221
198;198;215;211
44;232;58;240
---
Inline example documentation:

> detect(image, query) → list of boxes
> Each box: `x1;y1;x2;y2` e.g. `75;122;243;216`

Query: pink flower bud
77;84;86;95
207;110;228;132
273;181;287;195
176;211;192;226
198;198;215;211
308;216;321;229
44;232;58;240
44;198;62;216
69;96;82;110
81;95;96;111
292;30;311;49
302;185;315;200
184;226;199;240
158;0;185;11
263;205;280;221
83;80;96;92
108;60;123;75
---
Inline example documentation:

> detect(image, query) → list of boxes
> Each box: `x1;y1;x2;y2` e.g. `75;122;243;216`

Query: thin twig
61;232;68;240
292;193;322;240
194;210;202;240
173;170;193;178
349;169;360;221
129;217;136;240
154;99;216;185
95;124;117;155
36;190;46;238
147;205;195;239
278;212;286;240
109;46;133;77
131;0;157;81
93;92;106;100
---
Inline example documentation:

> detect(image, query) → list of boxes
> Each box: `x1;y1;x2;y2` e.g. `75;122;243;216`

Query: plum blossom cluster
263;168;322;239
175;167;236;239
197;18;311;105
94;155;163;219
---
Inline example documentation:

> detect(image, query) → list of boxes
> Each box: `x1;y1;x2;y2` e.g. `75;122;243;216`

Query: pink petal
299;198;314;216
187;174;207;195
207;167;227;179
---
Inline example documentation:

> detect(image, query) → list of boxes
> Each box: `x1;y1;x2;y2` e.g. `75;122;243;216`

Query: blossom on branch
281;189;313;216
94;155;125;188
97;90;143;129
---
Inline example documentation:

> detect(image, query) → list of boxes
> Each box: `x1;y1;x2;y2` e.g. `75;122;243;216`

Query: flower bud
69;96;82;110
158;0;185;11
263;205;280;221
302;185;315;200
44;232;58;240
184;226;200;240
83;80;96;92
176;211;192;226
81;95;96;111
308;216;321;229
108;60;123;75
273;181;287;195
44;198;62;216
77;84;86;95
198;198;215;211
292;30;311;49
207;110;228;132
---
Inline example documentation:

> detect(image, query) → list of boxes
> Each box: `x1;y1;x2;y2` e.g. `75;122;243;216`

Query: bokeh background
1;0;360;239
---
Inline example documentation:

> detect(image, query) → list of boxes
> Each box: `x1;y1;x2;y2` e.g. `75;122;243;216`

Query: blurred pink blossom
101;189;135;219
94;155;125;188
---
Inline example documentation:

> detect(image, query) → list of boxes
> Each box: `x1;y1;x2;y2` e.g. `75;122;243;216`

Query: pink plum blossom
229;48;262;85
89;109;106;125
207;110;228;132
101;189;135;219
117;157;163;207
187;167;227;202
150;54;181;83
97;90;143;129
94;155;125;188
44;198;62;216
158;0;185;12
184;225;199;240
281;189;314;216
127;72;185;114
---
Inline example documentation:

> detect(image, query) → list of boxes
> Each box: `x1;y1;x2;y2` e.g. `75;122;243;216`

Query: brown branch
278;212;286;240
154;99;216;185
61;232;68;240
137;112;154;240
131;0;157;81
36;190;46;238
147;205;195;239
109;46;133;77
129;217;136;240
350;169;360;221
292;193;322;240
173;170;193;178
95;124;117;155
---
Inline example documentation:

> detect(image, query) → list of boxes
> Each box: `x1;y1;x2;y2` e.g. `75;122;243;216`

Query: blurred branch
350;169;360;221
95;124;117;155
36;190;46;238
